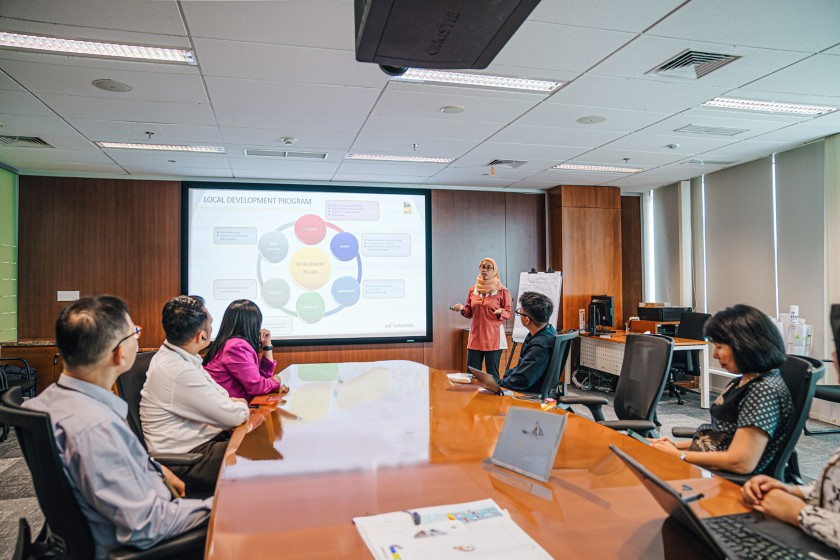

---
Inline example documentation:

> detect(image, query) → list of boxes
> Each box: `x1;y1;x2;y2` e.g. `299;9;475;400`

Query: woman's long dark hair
203;299;262;365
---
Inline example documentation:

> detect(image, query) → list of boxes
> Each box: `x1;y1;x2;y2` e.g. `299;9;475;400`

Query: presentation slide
184;184;431;345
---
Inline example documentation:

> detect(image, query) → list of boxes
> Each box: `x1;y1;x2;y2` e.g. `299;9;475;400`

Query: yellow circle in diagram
289;247;331;290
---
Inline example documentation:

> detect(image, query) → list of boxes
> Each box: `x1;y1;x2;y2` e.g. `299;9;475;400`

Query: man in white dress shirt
141;295;249;493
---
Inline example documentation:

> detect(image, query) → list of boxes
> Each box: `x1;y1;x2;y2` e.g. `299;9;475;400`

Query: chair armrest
107;525;207;560
671;427;697;439
814;385;840;404
557;395;609;422
599;420;657;436
707;469;750;486
150;453;202;467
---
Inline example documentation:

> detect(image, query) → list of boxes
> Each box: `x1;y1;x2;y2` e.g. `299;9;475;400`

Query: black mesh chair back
769;355;823;481
537;330;579;399
114;352;156;450
613;334;674;423
671;312;711;375
0;387;96;559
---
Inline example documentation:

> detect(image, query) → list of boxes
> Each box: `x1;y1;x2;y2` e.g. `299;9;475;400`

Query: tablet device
486;406;567;483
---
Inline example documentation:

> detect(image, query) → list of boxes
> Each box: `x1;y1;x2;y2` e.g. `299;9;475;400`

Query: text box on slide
363;280;405;299
325;200;379;221
263;316;293;336
213;227;257;245
361;233;411;257
213;279;257;300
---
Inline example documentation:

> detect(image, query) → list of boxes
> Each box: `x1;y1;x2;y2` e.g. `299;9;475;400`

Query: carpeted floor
2;385;839;559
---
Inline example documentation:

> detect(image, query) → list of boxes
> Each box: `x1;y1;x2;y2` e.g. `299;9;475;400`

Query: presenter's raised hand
450;304;464;312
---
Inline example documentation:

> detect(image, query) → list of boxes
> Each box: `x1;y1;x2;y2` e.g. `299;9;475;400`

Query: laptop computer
609;445;840;560
485;406;567;483
468;366;502;394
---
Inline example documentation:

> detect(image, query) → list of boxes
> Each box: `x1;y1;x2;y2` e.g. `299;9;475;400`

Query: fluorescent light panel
552;163;642;173
346;153;453;163
96;142;224;153
394;69;562;92
0;31;196;65
702;97;837;116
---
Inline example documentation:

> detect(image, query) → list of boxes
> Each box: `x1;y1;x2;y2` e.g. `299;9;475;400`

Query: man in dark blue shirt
470;291;556;394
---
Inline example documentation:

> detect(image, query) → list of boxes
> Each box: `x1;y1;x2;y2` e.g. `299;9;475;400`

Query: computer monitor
588;295;614;333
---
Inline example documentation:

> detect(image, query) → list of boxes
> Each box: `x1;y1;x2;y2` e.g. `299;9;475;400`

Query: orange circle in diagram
289;247;331;290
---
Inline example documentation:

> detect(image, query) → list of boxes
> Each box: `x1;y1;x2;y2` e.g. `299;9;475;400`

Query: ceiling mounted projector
354;0;542;71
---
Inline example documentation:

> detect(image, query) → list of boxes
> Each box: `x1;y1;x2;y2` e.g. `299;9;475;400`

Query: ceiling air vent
681;159;737;166
0;135;54;148
674;124;749;137
646;49;740;80
486;159;527;169
243;148;328;159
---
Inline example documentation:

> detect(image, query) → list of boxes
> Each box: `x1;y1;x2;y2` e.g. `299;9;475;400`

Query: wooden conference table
579;332;713;408
206;361;745;559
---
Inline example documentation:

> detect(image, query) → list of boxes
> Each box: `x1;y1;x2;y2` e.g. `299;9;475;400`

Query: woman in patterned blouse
651;304;793;475
742;352;840;552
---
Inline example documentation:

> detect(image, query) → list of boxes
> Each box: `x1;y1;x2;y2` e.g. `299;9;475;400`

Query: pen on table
683;492;704;503
402;510;421;525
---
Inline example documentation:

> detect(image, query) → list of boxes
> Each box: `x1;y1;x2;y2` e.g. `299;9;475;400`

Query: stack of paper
353;498;552;559
446;373;473;384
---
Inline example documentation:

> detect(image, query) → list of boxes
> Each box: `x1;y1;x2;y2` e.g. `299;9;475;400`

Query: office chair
804;384;840;435
0;387;207;560
558;334;674;438
0;357;37;442
667;312;711;405
517;330;578;401
672;355;824;485
114;352;201;468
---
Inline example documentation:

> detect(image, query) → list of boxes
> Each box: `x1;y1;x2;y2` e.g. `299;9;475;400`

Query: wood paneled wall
18;178;545;372
548;185;623;331
620;196;643;326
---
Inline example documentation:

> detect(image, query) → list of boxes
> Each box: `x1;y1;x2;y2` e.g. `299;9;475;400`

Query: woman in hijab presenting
450;257;512;380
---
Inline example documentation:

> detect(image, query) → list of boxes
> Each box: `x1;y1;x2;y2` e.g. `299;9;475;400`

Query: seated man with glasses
141;295;250;493
23;294;211;559
469;291;556;395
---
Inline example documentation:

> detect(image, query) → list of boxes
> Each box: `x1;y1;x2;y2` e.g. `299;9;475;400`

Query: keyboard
702;513;810;559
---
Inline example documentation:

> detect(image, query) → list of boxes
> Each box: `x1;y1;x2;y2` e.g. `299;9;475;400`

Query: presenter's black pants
467;349;503;381
170;430;231;496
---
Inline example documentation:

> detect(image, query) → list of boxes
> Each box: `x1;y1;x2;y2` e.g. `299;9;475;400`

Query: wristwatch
261;345;273;351
679;451;687;461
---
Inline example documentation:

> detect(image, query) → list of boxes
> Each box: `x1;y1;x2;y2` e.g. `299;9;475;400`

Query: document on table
353;498;552;559
446;373;473;384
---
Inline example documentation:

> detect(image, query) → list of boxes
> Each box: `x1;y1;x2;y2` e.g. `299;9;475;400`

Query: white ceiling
1;0;839;192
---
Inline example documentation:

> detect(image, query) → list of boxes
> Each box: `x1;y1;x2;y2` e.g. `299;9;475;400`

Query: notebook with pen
610;445;840;560
485;406;567;483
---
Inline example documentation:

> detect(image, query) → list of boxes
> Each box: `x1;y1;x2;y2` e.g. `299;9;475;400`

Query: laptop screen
488;407;567;483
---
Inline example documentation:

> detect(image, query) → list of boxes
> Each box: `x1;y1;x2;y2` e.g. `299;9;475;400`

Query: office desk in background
579;333;712;409
206;361;745;559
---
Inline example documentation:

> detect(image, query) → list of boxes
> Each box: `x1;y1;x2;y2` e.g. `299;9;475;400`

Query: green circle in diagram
296;292;326;324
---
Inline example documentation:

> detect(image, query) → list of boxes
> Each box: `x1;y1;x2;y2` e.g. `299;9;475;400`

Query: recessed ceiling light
346;153;453;163
0;31;196;65
92;79;133;93
440;105;465;114
552;163;642;173
96;142;225;153
576;115;606;125
393;69;562;93
701;97;837;116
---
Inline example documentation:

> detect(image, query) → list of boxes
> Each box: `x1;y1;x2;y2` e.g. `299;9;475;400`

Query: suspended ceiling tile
103;151;228;168
36;93;216;125
232;169;337;182
0;48;196;75
491;125;626;148
549;74;728;113
332;172;430;184
0;113;85;137
228;157;340;173
745;123;840;145
637;112;796;141
371;88;540;124
205;77;379;114
648;0;840;52
0;149;114;166
360;114;504;142
220;128;355;151
0;69;23;91
0;18;191;48
183;0;354;50
13;161;128;174
529;0;685;32
514;103;670;133
493;21;635;73
214;105;367;134
224;143;344;163
335;161;448;176
745;55;840;98
453;142;588;166
591;35;811;88
0;0;187;36
601;131;737;154
122;166;233;179
349;135;475;159
568;148;687;167
193;38;389;88
0;89;54;116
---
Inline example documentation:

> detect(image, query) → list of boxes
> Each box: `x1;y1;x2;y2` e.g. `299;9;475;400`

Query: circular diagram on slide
256;214;362;324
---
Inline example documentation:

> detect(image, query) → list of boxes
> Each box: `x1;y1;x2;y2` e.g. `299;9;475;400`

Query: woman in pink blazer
203;299;281;401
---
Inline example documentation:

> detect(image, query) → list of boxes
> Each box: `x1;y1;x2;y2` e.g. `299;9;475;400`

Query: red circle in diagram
294;214;327;245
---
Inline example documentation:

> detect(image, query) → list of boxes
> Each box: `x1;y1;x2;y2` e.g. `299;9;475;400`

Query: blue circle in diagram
330;232;359;262
331;275;361;307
